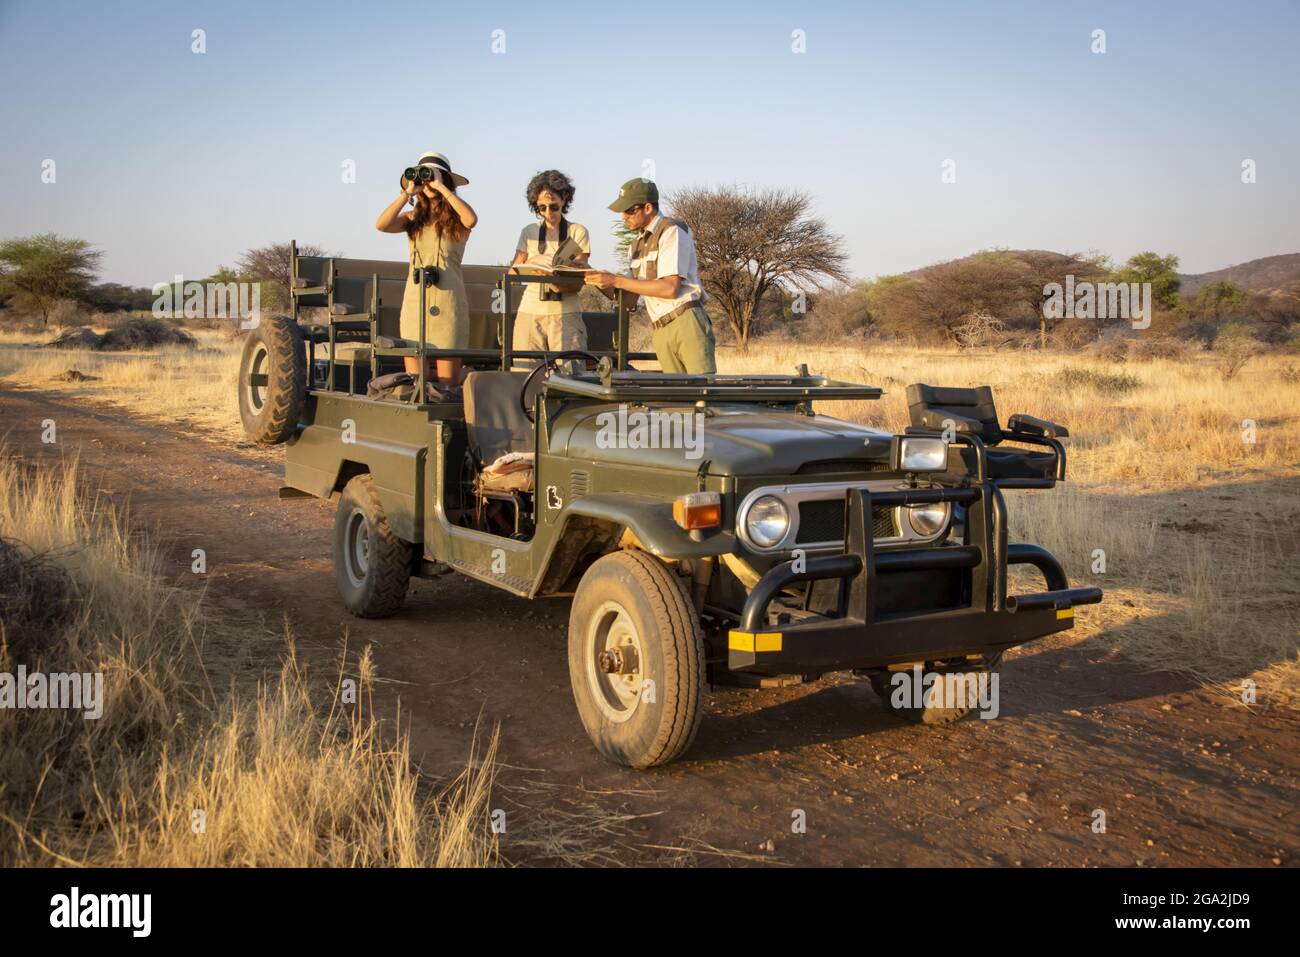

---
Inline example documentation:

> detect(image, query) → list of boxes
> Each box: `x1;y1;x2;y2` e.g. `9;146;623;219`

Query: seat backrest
294;256;332;307
331;258;409;283
906;383;1002;444
463;371;534;465
331;276;375;316
464;265;508;350
581;311;618;352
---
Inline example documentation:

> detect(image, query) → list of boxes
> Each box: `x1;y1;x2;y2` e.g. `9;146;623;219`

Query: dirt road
3;386;1295;866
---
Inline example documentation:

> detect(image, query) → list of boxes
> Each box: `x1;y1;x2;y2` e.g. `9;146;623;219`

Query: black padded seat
906;383;1067;483
906;384;1002;443
463;371;534;466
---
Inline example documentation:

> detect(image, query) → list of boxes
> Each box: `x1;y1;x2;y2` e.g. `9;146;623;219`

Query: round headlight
906;502;949;537
745;495;790;548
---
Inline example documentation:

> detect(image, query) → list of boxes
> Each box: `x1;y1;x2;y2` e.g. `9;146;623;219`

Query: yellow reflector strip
729;631;783;652
1056;608;1075;620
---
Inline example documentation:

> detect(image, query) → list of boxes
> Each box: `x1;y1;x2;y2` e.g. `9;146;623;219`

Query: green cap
608;177;658;212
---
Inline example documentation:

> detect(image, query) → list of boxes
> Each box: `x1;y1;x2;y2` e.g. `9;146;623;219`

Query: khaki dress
399;224;469;348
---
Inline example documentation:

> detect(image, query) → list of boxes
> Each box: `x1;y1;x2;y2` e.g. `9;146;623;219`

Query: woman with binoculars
508;169;590;365
375;151;478;387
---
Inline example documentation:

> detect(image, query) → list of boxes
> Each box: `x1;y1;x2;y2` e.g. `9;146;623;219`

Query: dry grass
0;452;499;866
0;326;243;440
723;344;1300;486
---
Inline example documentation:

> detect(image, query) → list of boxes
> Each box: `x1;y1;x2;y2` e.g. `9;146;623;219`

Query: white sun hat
416;151;469;186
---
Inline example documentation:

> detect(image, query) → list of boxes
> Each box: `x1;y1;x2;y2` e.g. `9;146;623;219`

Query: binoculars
412;266;441;287
403;166;441;183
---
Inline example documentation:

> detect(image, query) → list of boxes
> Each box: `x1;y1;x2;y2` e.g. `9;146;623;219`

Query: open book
510;262;592;276
512;235;590;275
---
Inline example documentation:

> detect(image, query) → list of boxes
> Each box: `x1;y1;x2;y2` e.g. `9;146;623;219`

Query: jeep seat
463;371;535;490
905;383;1066;482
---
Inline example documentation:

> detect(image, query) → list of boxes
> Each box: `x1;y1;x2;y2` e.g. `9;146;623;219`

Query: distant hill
898;249;1300;299
1178;253;1300;296
900;249;1073;279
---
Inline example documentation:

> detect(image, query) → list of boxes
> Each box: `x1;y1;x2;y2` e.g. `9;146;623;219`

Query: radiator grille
795;499;897;544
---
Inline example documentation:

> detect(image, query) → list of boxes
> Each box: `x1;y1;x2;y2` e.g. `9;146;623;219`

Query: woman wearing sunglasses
375;150;477;387
508;169;590;365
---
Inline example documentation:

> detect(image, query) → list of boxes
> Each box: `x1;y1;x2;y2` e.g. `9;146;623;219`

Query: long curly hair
405;182;470;243
525;170;575;215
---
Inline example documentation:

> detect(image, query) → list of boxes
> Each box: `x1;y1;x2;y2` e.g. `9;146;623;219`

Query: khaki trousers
513;311;586;367
651;305;716;374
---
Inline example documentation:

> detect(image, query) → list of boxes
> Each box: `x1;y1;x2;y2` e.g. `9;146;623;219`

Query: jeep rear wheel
568;550;706;769
868;653;1003;725
238;315;305;444
333;475;412;618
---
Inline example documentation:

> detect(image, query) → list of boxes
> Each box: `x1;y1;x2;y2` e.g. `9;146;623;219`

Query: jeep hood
554;404;895;476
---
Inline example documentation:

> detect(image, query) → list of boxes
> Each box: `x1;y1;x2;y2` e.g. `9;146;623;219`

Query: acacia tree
1018;249;1109;346
875;252;1037;345
1116;251;1181;310
0;233;103;326
667;186;848;349
236;241;327;310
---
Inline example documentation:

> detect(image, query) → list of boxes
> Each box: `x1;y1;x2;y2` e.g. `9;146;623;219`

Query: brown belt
650;299;704;329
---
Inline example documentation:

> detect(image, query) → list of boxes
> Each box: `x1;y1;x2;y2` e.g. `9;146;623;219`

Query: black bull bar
727;486;1103;674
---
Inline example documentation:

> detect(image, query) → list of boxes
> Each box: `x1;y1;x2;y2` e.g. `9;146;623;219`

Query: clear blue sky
2;0;1297;286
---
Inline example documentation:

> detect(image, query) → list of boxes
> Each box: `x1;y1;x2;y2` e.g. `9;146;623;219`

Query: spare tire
238;315;305;444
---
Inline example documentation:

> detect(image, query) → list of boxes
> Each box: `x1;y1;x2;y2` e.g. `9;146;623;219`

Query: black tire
568;550;706;769
333;475;412;618
868;653;1004;726
238;315;305;444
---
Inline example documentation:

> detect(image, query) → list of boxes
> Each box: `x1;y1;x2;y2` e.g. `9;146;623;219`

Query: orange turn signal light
673;491;722;530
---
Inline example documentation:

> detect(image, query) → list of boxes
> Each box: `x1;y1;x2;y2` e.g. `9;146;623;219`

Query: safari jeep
236;243;1102;768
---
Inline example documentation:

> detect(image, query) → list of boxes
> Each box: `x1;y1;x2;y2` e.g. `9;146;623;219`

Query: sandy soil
2;386;1295;867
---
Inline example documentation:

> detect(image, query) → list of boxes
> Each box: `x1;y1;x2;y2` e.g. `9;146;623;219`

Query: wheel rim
585;600;646;724
344;509;370;588
246;343;269;412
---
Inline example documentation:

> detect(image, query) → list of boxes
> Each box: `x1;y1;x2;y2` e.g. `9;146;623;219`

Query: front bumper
727;485;1102;674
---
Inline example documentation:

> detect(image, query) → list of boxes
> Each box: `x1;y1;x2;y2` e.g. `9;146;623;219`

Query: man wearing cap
584;178;716;374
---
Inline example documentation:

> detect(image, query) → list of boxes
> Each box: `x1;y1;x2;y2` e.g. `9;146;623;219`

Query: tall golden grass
0;452;499;866
0;327;244;439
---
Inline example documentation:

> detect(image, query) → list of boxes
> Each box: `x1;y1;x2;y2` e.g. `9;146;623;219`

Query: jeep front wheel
567;550;706;769
333;475;412;618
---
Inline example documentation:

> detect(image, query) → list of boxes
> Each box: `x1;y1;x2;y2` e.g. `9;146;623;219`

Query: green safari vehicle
236;243;1102;768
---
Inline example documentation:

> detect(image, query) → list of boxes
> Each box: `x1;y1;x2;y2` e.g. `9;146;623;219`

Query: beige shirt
515;221;590;316
628;215;705;323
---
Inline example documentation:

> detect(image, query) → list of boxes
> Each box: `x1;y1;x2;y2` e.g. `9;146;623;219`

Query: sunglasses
537;203;562;213
621;204;646;216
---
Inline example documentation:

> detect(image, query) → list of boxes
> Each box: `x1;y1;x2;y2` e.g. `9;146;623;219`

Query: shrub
1050;317;1100;350
1089;338;1130;365
1129;336;1192;361
1053;366;1142;396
